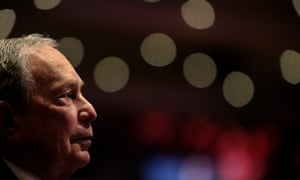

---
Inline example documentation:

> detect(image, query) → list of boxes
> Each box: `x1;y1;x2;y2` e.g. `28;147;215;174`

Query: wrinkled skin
7;46;97;179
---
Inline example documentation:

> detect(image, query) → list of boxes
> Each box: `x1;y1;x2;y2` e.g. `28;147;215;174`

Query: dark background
1;0;300;179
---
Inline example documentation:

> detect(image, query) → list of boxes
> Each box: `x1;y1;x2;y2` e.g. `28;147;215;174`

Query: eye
60;92;77;99
56;91;77;106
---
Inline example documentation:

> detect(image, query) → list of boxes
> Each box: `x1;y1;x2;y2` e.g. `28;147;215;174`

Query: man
0;34;97;179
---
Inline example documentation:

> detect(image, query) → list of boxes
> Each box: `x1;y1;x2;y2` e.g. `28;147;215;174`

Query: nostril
78;115;94;129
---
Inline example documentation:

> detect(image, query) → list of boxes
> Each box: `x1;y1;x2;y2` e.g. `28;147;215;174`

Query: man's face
16;46;97;171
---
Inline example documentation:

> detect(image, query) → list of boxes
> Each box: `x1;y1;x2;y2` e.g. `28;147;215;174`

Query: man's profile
0;34;97;179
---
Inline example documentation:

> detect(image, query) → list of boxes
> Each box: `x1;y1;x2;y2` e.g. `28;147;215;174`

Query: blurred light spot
216;128;267;180
223;71;254;108
292;0;300;16
144;0;160;3
280;49;300;85
34;0;61;10
141;33;177;67
183;53;217;88
141;154;180;180
216;129;251;180
58;37;84;68
217;149;254;180
94;57;130;93
252;128;273;158
181;0;215;29
179;155;214;180
0;9;16;39
181;115;219;151
134;111;175;147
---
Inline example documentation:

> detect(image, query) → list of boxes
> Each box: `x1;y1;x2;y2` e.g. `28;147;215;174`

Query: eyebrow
51;78;85;95
65;79;84;89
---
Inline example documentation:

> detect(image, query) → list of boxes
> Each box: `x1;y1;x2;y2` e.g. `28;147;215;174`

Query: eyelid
54;83;83;100
57;89;76;98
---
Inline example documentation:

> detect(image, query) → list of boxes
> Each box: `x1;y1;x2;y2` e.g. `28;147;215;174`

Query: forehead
27;46;83;88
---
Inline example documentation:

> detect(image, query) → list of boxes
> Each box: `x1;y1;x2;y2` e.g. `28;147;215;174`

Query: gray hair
0;34;57;109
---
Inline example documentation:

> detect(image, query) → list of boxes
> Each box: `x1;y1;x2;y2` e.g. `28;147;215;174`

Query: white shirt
3;158;41;180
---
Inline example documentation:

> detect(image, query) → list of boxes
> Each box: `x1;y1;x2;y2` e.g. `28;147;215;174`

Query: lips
70;134;93;150
71;135;93;143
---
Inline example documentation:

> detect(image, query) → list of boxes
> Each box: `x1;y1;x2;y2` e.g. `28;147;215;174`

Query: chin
72;151;91;168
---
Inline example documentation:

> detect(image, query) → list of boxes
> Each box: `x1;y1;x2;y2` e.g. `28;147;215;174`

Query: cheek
21;106;78;145
33;108;78;157
54;107;79;141
49;107;78;137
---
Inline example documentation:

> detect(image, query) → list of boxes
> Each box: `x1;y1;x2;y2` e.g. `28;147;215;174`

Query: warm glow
183;52;217;88
94;57;130;93
34;0;61;10
181;0;215;29
58;37;84;68
280;49;300;85
0;9;16;39
222;71;254;108
215;128;271;180
133;111;175;146
181;115;219;151
292;0;300;16
141;33;177;67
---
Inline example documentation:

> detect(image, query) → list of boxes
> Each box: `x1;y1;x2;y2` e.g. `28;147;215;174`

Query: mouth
71;135;93;143
70;135;93;150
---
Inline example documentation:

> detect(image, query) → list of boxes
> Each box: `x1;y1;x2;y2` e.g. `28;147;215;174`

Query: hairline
0;34;58;108
20;34;58;105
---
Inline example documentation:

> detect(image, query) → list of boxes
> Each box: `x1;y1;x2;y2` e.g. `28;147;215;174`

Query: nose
78;95;97;125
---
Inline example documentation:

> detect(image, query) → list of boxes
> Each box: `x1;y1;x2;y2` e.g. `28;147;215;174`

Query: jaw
68;142;91;167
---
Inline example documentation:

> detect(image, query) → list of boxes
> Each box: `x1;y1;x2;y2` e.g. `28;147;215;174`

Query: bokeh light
222;71;255;108
0;9;16;39
141;33;177;67
94;57;130;93
215;128;271;180
133;110;175;147
33;0;61;10
179;155;214;180
141;154;180;180
292;0;300;16
2;1;299;179
280;49;300;85
183;52;217;88
181;0;215;29
58;37;84;68
181;115;219;152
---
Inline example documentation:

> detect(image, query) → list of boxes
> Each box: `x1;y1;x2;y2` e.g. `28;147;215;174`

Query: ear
0;101;19;136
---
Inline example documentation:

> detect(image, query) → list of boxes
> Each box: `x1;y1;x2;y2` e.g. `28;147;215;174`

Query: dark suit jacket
0;159;18;179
